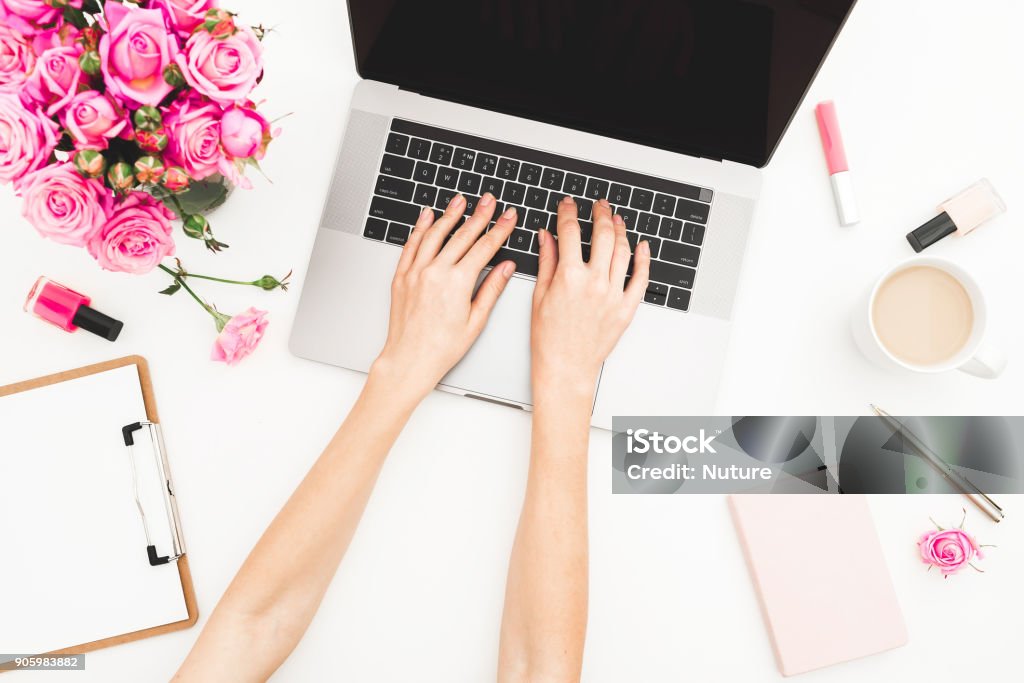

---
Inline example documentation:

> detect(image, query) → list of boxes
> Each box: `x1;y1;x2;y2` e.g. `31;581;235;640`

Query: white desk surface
1;1;1021;681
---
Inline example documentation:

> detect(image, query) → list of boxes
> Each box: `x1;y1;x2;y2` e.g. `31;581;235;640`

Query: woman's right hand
530;196;650;399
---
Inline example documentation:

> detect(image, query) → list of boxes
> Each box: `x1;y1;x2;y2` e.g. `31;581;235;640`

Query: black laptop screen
348;0;855;168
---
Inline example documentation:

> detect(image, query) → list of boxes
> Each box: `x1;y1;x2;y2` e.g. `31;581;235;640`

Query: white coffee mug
852;256;1007;378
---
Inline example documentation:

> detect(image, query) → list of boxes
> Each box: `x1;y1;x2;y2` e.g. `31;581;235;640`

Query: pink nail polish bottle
24;277;123;341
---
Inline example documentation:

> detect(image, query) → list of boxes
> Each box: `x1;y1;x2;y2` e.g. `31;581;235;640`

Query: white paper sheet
0;365;189;658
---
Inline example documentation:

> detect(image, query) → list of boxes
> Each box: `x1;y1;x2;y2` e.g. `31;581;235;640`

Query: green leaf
63;6;89;30
159;282;182;296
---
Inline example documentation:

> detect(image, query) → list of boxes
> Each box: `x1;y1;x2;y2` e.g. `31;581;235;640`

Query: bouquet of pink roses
1;0;286;364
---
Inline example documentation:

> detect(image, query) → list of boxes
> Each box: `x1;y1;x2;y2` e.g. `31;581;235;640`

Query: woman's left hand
372;192;518;399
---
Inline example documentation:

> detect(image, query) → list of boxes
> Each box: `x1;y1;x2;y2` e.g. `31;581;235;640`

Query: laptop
291;0;856;429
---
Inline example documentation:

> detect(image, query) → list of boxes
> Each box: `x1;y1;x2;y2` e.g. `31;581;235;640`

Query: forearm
174;366;421;682
498;381;593;683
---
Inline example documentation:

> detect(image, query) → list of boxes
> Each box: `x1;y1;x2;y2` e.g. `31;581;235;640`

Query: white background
1;1;1022;681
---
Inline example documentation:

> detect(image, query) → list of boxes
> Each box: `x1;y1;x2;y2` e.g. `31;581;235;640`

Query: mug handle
958;342;1008;379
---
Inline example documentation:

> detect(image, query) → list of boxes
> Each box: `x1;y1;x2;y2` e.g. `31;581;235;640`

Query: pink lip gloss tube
815;100;860;226
24;277;123;341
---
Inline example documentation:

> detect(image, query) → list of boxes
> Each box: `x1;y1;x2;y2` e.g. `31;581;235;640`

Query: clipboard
0;356;198;661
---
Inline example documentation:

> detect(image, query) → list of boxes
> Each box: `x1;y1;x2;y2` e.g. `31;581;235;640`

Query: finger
533;228;558;303
588;198;616;271
623;239;651;313
461;204;518;271
440;192;498;263
555;196;582;263
469;260;516;332
414;193;466;268
395;205;435;276
609;213;632;285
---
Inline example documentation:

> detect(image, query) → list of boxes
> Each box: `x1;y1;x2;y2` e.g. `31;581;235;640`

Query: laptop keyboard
364;119;714;312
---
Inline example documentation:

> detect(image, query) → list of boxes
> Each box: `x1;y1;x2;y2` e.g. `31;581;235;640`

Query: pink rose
98;0;179;107
61;91;129;149
23;44;83;116
17;162;112;246
220;104;270;159
211;307;268;365
87;191;176;274
150;0;217;37
0;91;59;185
918;528;982;575
162;94;224;180
0;25;35;88
177;26;263;105
0;0;82;34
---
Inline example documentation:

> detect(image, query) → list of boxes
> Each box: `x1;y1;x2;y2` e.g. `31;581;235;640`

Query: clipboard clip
122;421;186;566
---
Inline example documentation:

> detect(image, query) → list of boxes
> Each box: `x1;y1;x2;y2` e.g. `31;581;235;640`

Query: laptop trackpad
439;274;535;407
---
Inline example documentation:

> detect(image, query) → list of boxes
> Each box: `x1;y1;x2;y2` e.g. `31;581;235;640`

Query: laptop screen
348;0;855;168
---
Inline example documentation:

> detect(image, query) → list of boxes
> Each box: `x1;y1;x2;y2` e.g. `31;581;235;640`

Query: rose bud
136;127;169;153
134;155;166;184
45;0;70;8
183;213;210;240
133;105;163;132
78;50;101;76
73;149;107;179
161;166;190;193
107;162;135;193
78;26;101;52
202;9;236;38
163;63;186;88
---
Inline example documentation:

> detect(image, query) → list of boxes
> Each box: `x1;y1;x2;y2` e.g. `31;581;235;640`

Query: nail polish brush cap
906;179;1006;252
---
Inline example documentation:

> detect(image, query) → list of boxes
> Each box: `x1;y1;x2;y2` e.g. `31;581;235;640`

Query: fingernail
502;206;516;219
501;261;515;277
538;228;547;243
640;240;650;254
420;205;432;217
451;193;465;207
562;195;574;205
613;214;624;225
599;198;610;207
481;192;494;206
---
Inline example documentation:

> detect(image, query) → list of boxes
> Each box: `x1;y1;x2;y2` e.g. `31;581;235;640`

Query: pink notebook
729;495;908;676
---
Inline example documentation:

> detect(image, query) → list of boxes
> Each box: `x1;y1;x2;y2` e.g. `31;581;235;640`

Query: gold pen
870;405;1004;522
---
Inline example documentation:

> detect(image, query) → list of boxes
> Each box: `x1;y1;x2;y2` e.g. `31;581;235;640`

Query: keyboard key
502;181;527;204
575;197;593;221
581;243;591;263
463;194;481;215
625;231;639;250
481;177;504;198
547;212;559;233
429;143;453;165
452;148;476;170
531;234;541;254
525;187;548;210
644;282;669;306
435;188;457;210
386;133;409;155
370;196;420;225
661;240;700;268
636;212;659;235
436;167;459;189
525;209;547;230
414;183;437;206
414;161;437;184
541;169;565;190
375;174;414;201
458;171;482;195
699;188;714;203
489;248;539;277
650;260;696;289
563;173;587;195
579;220;593;242
659;217;683;240
585;178;610;200
386;222;410;246
546;192;564;213
652;193;676;216
407;137;431;160
667;287;691;311
609;183;631;205
675;198;710;223
505;205;526;227
645;236;661;258
508;229;532;251
630;189;654;211
618;207;638;231
474;153;498;175
497;158;520;180
380;154;414;179
682;222;706;246
364;217;387;240
519;163;542;185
